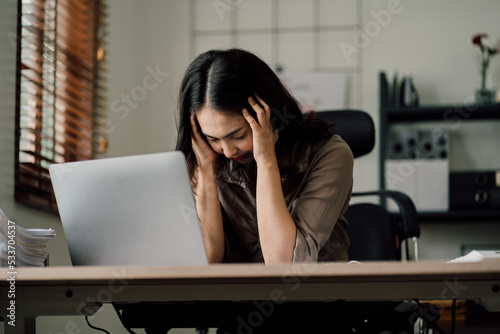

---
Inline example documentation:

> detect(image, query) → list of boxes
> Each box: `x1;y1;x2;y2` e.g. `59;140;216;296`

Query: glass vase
475;88;496;105
475;59;496;105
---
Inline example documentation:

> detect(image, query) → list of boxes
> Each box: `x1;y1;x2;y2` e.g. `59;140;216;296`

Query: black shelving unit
386;105;500;122
418;210;500;221
379;72;500;221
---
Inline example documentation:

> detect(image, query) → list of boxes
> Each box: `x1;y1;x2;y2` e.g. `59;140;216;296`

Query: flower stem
480;48;490;91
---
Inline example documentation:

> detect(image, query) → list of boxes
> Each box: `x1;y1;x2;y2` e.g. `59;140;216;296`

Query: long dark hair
175;48;333;179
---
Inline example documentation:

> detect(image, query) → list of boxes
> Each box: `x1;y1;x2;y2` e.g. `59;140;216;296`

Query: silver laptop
49;151;208;266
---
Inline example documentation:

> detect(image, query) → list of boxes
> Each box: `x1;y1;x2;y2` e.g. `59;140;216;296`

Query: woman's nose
221;142;238;159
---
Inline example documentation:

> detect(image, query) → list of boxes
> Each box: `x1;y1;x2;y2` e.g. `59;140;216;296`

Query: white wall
104;0;191;159
1;0;500;332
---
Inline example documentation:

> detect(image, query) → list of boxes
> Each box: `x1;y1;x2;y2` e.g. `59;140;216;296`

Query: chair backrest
314;110;375;158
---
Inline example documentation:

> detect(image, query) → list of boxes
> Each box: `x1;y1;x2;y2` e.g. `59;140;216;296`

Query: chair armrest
351;190;420;240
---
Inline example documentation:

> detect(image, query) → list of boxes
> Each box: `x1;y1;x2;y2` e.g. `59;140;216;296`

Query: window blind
15;0;108;212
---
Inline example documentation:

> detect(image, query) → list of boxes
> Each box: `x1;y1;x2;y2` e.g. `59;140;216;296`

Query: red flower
471;33;499;90
472;33;487;46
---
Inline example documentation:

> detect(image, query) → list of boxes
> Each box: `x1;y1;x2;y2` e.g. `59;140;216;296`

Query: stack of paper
447;250;500;263
0;208;55;267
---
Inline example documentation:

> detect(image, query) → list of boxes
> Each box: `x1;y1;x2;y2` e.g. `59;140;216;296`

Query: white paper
447;250;500;263
278;70;348;112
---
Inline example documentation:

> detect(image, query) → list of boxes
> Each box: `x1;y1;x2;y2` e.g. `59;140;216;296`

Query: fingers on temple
254;95;270;112
248;96;267;125
190;114;201;137
243;109;259;134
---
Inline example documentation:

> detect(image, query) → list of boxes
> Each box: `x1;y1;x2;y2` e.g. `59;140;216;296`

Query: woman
176;48;353;264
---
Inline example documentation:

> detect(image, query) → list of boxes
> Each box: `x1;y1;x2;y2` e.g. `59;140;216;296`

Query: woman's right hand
190;114;224;263
190;114;218;170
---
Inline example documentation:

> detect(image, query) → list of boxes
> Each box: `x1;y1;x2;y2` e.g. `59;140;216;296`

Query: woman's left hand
243;95;279;166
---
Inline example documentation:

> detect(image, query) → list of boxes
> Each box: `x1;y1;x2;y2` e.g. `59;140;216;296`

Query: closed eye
205;133;245;142
202;126;244;142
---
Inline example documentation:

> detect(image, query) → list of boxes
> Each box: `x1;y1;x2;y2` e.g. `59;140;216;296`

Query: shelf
379;72;500;224
417;210;500;222
385;104;500;123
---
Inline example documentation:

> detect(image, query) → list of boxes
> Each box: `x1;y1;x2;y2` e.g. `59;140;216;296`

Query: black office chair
314;109;420;262
314;109;427;334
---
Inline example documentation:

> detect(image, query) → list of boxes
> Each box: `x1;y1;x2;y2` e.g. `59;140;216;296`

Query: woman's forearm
192;166;225;263
256;160;297;264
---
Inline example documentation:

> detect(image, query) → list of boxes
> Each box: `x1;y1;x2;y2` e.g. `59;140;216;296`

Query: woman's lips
232;153;250;161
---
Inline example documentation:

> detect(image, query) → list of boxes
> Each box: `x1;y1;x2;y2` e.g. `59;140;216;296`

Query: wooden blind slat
21;13;45;32
54;91;93;122
19;115;93;146
56;50;94;77
15;0;108;212
56;81;93;107
21;59;44;77
23;0;46;11
19;124;93;156
21;70;44;86
56;71;93;98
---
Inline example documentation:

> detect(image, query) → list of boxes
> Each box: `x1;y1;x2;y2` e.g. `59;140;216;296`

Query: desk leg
4;317;36;334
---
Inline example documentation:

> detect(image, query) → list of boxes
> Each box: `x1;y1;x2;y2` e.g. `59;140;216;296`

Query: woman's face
195;105;253;163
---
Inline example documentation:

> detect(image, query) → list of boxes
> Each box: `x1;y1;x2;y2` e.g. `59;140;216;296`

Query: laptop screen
49;151;208;266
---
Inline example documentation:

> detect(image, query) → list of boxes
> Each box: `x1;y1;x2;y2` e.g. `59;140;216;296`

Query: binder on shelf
449;170;500;209
450;170;500;188
380;71;420;108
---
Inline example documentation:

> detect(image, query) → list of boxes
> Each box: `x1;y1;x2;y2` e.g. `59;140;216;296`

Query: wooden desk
1;260;499;333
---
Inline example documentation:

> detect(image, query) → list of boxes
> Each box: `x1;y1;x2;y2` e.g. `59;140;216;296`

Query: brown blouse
216;135;353;263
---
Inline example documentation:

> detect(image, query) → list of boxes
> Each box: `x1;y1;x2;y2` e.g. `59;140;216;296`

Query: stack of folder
0;208;55;267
